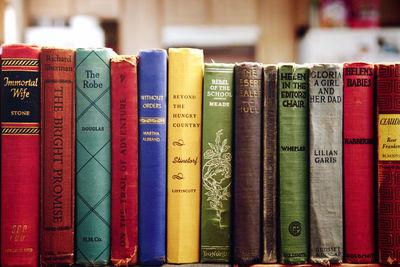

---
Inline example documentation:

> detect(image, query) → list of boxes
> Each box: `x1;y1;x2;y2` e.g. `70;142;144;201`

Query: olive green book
200;63;234;262
278;64;309;264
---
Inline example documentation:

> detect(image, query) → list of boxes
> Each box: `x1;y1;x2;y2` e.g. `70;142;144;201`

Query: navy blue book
138;49;167;265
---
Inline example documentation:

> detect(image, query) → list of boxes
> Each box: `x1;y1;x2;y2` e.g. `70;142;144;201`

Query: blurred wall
1;0;399;62
20;0;308;62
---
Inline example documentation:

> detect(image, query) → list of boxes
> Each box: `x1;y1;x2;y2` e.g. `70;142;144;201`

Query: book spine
138;49;167;265
233;62;262;265
309;64;343;264
343;62;375;263
278;64;309;264
167;48;203;263
40;47;75;265
75;48;113;265
111;56;138;266
200;63;234;263
1;44;40;267
376;63;400;265
262;64;278;263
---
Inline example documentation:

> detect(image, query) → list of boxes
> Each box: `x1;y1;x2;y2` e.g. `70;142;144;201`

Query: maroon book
343;62;375;263
111;55;138;266
377;63;400;265
40;47;75;265
1;44;41;266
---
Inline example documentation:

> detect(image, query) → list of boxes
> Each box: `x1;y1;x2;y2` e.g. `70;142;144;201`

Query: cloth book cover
167;48;204;263
343;62;375;263
278;63;309;265
40;47;75;265
111;55;138;266
376;63;400;265
1;44;41;267
262;64;278;263
75;48;114;265
233;62;263;265
138;49;168;265
309;63;343;264
200;63;233;263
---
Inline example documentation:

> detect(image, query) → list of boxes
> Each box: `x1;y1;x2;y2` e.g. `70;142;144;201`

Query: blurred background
0;0;399;63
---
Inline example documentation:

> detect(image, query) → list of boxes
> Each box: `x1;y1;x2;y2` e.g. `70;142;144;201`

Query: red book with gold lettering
1;44;41;266
111;55;138;266
40;47;75;265
377;63;400;265
343;62;375;263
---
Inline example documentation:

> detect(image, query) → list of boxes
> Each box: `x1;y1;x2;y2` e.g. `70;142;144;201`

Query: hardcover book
233;62;263;265
111;55;138;266
167;48;203;263
262;64;278;263
278;64;309;265
343;62;375;263
138;49;167;265
309;63;343;264
200;63;234;263
75;48;114;265
1;44;41;267
376;63;400;265
40;47;75;265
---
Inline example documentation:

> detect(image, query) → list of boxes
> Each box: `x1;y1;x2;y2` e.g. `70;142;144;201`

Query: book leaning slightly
167;48;204;263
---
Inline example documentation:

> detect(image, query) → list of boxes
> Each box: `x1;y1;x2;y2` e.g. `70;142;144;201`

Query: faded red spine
343;62;375;263
40;48;75;265
1;44;40;267
111;56;138;266
377;63;400;265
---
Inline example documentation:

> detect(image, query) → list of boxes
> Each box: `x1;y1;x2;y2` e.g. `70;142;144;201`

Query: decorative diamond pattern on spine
75;48;113;265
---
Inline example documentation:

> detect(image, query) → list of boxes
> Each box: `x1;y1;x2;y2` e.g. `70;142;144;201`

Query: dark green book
278;64;309;264
200;63;234;262
75;48;114;265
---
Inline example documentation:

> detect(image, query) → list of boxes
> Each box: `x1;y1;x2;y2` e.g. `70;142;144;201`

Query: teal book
278;64;309;264
75;48;114;265
200;63;234;262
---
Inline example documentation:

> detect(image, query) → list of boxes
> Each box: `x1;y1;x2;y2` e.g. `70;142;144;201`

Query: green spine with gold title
200;63;234;262
278;64;309;264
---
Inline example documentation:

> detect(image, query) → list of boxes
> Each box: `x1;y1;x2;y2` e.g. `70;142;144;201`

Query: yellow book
167;48;204;263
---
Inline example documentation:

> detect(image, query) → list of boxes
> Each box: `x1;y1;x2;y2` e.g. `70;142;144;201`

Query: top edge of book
375;62;400;66
168;47;203;54
41;46;75;51
263;63;278;67
111;55;137;64
76;47;116;53
235;62;263;67
309;63;343;68
139;49;167;54
2;43;40;49
205;62;234;68
343;62;374;66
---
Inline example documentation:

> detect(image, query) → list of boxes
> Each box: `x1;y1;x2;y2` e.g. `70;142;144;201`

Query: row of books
0;43;397;266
